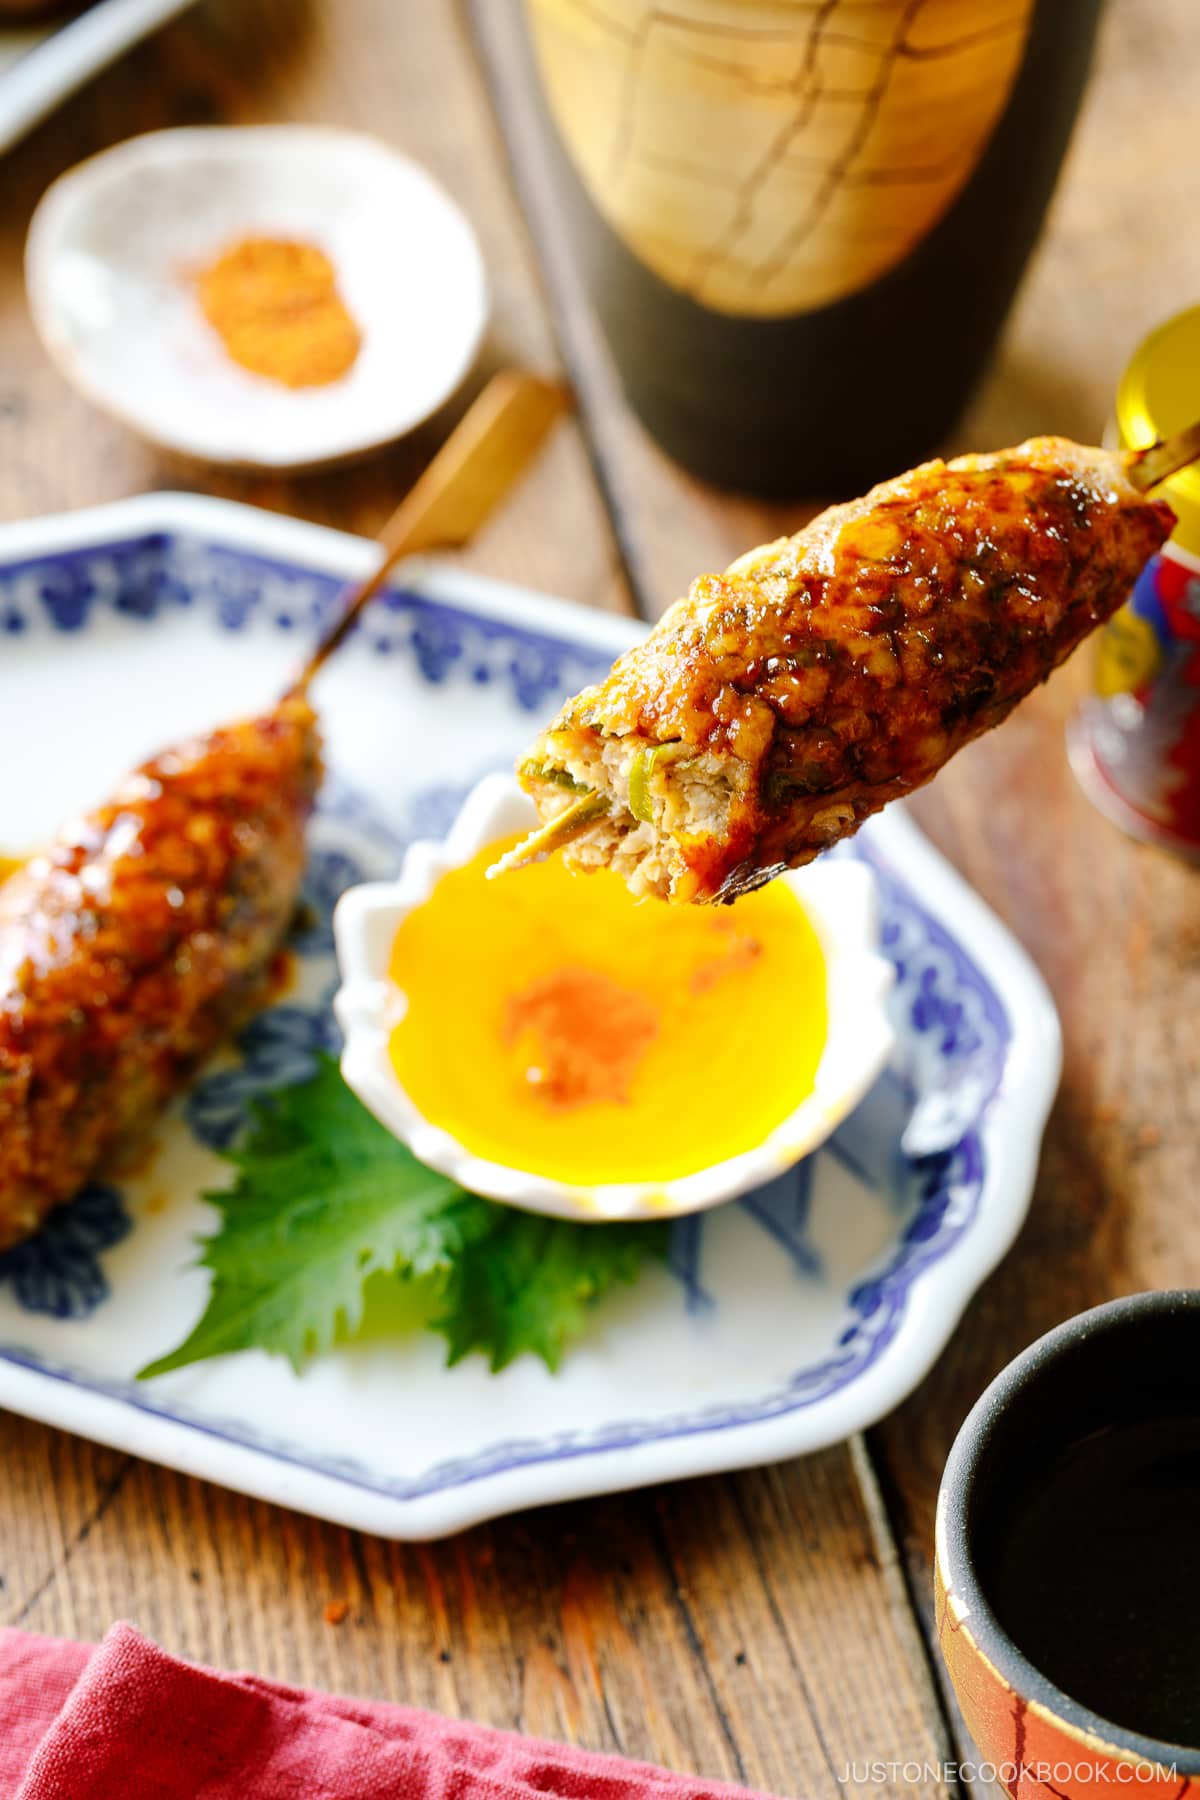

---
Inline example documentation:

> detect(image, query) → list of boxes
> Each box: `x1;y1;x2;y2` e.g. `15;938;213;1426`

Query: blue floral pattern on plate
0;534;608;713
0;515;1051;1528
0;1183;131;1320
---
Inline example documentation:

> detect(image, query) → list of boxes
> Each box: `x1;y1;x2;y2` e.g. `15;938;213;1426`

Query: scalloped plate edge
0;494;1061;1538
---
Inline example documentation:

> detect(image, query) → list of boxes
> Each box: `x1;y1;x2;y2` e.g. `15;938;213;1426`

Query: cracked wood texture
0;4;1193;1799
521;0;1035;316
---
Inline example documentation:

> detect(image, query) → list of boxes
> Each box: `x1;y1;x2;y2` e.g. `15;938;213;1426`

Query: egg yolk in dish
387;834;828;1187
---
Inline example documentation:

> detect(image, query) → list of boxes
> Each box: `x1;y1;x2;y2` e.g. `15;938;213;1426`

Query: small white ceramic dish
333;775;897;1223
25;124;488;469
0;0;196;154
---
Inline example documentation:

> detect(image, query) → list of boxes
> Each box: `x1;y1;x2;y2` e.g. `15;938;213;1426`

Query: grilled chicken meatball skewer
499;437;1178;904
0;697;321;1253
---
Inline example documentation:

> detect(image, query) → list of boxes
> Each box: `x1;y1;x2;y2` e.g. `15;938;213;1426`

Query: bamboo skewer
287;370;570;697
488;791;609;877
1126;417;1200;493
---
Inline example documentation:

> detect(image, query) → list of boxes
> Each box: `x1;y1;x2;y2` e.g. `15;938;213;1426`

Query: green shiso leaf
139;1056;667;1379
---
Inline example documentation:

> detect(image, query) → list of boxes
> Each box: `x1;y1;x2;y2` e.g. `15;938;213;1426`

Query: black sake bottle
518;0;1103;497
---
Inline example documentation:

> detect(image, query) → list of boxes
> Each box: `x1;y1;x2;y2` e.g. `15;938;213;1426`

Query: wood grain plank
0;1421;955;1798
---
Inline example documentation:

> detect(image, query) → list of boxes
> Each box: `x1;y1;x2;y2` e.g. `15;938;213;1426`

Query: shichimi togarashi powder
196;236;362;389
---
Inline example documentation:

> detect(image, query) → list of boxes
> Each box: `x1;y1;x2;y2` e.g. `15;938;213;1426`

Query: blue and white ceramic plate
0;494;1061;1539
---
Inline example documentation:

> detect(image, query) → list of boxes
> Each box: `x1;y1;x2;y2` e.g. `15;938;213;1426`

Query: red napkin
0;1624;777;1800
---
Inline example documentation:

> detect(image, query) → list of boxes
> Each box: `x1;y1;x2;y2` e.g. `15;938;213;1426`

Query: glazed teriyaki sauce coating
0;697;321;1250
518;440;1174;902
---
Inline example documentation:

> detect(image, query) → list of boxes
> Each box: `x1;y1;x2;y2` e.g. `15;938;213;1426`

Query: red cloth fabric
0;1624;775;1800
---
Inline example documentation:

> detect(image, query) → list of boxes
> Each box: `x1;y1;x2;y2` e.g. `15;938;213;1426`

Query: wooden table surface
0;3;1197;1795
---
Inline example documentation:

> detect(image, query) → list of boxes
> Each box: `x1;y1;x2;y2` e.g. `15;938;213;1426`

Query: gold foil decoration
525;0;1035;318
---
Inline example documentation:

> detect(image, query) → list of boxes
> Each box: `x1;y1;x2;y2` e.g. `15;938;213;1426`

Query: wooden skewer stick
487;791;610;877
1126;417;1200;493
287;370;570;695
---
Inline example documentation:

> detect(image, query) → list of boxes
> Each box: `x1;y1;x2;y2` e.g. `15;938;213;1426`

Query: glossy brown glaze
0;697;321;1250
522;439;1174;901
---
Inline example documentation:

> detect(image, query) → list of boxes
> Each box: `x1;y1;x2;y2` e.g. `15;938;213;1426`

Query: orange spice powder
196;237;362;389
504;966;660;1111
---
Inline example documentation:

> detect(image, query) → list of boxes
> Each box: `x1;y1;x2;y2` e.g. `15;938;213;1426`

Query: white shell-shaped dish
334;775;897;1222
25;125;488;469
